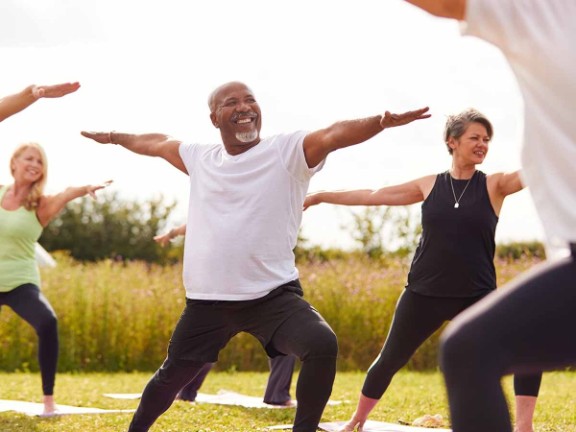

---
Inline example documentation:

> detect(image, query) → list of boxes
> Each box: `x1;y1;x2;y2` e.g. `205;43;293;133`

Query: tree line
40;193;545;264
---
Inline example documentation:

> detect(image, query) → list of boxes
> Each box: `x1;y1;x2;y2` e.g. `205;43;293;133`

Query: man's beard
235;130;259;143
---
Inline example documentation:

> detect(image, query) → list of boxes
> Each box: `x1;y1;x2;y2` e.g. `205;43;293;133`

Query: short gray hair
444;108;493;154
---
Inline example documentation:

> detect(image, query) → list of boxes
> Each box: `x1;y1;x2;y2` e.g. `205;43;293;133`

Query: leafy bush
496;241;546;260
39;192;177;263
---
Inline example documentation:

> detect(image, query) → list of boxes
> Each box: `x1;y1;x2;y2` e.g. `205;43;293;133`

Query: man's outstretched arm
404;0;466;20
80;131;187;174
303;107;430;168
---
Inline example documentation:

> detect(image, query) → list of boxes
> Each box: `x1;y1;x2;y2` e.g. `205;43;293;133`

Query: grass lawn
0;370;575;431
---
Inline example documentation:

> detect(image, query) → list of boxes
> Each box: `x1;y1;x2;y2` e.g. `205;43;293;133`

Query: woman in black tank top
304;108;541;432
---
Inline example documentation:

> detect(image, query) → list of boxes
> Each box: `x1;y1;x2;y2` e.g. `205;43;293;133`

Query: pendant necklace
449;171;475;209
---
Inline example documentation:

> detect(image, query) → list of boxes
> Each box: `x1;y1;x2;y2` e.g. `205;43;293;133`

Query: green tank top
0;185;43;292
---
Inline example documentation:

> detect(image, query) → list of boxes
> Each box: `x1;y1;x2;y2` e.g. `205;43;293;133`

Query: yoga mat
104;390;341;409
318;420;452;432
195;390;294;408
103;393;142;400
0;399;134;417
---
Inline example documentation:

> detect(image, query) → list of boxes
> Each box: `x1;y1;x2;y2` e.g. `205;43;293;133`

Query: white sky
0;0;544;249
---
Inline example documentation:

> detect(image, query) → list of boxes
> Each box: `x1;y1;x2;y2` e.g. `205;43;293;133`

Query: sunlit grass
0;370;574;431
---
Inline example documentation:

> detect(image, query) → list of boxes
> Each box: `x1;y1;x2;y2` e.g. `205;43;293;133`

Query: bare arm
81;131;187;174
36;180;112;227
154;224;187;247
303;107;430;168
404;0;466;20
496;170;524;197
303;175;435;210
487;170;525;215
0;82;80;123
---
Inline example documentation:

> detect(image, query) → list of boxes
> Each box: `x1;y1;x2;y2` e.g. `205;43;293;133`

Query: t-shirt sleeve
463;0;540;55
275;130;325;181
178;142;198;175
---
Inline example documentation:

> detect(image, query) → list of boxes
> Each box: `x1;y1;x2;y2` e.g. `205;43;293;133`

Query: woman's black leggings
0;283;59;395
440;245;576;432
362;289;541;399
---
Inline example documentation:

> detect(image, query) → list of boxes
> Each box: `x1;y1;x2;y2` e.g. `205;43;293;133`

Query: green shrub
496;241;546;260
39;192;177;263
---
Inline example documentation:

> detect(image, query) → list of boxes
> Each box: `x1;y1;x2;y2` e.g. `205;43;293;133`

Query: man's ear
210;113;219;128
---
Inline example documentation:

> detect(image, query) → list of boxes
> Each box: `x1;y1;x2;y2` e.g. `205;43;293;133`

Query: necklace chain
449;171;475;209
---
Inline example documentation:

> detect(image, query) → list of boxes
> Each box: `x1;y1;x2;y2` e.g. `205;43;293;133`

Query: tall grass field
0;253;542;372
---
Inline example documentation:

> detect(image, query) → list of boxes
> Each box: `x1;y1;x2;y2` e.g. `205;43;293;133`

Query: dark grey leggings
177;354;296;404
263;354;296;405
362;289;542;399
128;306;337;432
0;283;58;395
440;245;576;432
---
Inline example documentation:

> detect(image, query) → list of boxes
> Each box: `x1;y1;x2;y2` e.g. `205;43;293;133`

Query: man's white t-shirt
464;0;576;258
178;131;322;300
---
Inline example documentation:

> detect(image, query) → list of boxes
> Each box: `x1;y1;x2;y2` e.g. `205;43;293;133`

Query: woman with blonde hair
0;141;110;416
1;81;82;416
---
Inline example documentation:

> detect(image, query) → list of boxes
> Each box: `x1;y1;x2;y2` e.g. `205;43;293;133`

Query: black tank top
406;170;498;297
